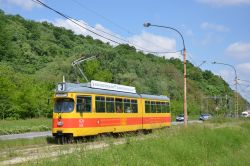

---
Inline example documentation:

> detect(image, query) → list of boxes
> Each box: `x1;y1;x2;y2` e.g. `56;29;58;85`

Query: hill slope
0;10;245;119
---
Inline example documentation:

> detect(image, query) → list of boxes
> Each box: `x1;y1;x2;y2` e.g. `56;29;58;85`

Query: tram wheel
55;136;65;144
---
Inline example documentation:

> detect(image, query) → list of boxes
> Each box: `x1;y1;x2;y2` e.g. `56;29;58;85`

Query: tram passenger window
156;102;161;113
131;99;138;113
166;102;170;113
96;96;105;113
115;98;123;113
161;102;166;113
76;96;92;113
145;101;151;113
124;99;132;113
106;97;115;113
151;101;156;113
85;97;92;112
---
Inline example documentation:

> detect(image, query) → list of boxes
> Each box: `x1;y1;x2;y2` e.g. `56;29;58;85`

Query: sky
1;0;250;101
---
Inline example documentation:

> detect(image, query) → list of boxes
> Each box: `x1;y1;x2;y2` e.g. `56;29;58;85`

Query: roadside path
0;131;51;140
0;120;202;141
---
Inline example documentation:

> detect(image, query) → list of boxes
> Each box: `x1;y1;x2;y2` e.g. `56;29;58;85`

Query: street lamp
144;22;188;126
212;61;238;118
238;79;250;111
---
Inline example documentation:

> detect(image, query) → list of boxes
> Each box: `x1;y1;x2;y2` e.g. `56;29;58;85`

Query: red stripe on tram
53;116;171;128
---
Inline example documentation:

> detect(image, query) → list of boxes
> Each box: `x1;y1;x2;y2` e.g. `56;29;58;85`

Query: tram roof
57;82;169;101
140;94;170;101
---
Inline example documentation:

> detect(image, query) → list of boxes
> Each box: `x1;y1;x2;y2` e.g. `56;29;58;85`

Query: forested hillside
0;10;246;119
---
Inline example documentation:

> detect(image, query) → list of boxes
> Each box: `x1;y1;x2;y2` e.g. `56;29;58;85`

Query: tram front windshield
54;98;74;113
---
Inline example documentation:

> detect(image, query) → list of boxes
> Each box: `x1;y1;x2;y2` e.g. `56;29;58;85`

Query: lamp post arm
213;62;237;80
147;24;186;50
212;61;238;118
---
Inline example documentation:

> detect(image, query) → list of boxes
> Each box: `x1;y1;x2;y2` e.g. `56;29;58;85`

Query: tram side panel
142;98;171;130
91;95;143;134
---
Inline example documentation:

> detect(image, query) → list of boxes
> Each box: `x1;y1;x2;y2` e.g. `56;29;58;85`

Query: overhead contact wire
32;0;183;54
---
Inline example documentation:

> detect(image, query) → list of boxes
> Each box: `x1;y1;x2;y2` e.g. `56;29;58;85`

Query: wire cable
71;0;133;35
71;0;182;54
32;0;121;45
32;0;183;55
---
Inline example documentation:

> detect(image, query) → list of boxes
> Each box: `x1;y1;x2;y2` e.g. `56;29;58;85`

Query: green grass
29;120;250;166
0;136;53;150
0;118;51;135
0;136;55;163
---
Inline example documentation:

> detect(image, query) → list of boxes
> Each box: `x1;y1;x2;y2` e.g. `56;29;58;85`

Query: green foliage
0;63;53;119
0;11;246;119
0;118;51;135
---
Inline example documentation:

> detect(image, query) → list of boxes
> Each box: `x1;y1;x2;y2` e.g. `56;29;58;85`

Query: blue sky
1;0;250;101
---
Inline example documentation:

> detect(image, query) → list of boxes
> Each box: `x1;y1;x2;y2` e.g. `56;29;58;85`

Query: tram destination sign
91;80;136;93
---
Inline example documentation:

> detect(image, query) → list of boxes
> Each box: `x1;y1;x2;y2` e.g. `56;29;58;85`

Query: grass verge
0;136;53;150
30;120;250;166
0;118;51;135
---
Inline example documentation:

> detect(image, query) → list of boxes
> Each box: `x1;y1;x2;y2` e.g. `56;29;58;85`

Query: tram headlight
57;121;64;127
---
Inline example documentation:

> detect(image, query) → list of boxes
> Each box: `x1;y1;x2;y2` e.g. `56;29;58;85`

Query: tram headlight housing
57;121;64;127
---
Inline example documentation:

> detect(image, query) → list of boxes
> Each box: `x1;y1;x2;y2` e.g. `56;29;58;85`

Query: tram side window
115;98;123;113
161;102;170;113
106;97;115;113
131;99;138;113
124;99;132;113
151;101;156;113
96;96;105;113
77;96;92;113
156;102;161;113
145;101;151;113
166;102;170;113
161;102;167;113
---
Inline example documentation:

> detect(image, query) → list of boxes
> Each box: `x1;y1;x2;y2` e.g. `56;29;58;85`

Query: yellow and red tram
52;80;171;142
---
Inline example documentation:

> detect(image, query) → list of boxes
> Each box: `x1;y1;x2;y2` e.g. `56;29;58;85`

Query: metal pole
183;48;188;126
143;22;188;126
235;77;238;118
212;62;238;118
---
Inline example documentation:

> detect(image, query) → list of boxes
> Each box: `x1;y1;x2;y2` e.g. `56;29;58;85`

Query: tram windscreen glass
54;98;74;113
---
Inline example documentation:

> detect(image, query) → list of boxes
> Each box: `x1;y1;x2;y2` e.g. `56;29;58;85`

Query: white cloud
201;33;223;46
200;22;228;46
226;42;250;59
201;22;229;32
53;19;88;35
186;29;194;37
217;69;235;85
2;0;41;10
180;24;195;37
50;18;181;59
197;0;250;6
52;19;122;46
215;66;250;102
237;63;250;100
237;63;250;75
216;63;250;83
128;32;181;59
